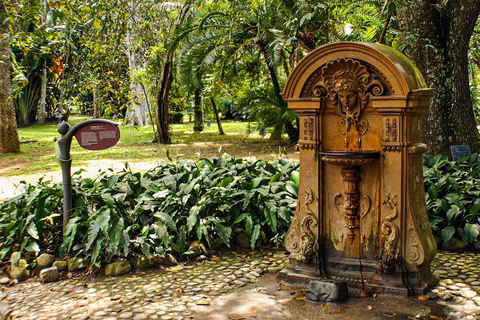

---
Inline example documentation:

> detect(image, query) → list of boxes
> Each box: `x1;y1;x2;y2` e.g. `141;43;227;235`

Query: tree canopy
2;0;480;155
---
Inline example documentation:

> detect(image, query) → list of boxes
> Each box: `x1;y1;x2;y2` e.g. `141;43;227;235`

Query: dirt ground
189;273;450;320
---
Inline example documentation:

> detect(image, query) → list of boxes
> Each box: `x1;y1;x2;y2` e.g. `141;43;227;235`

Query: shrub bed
0;154;299;269
424;153;480;245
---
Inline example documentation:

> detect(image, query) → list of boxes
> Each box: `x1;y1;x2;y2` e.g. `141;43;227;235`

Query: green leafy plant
0;177;64;260
424;153;480;244
0;155;299;268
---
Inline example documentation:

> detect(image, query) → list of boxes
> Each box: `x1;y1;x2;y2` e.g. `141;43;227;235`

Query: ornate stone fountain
279;42;437;295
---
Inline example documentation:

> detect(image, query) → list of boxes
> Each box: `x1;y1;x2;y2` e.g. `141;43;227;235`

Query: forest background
1;0;480;157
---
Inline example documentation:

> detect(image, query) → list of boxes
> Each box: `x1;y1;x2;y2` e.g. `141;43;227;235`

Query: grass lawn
0;114;299;177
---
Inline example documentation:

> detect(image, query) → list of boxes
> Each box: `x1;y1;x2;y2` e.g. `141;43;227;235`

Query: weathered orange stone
278;42;437;296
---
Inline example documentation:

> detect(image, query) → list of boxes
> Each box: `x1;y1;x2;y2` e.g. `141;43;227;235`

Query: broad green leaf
441;226;455;243
187;205;200;231
470;204;480;215
446;207;460;221
250;224;261;249
264;202;277;233
107;175;119;188
101;193;115;206
108;218;125;249
154;222;168;243
24;242;40;252
252;177;264;188
427;185;437;200
91;239;102;266
291;171;300;187
26;221;39;240
0;247;11;259
269;174;281;183
286;181;298;197
278;207;292;224
154;212;177;232
96;209;110;233
233;213;249;225
86;221;101;251
153;190;169;198
464;223;479;242
213;220;231;247
219;177;233;188
441;199;450;213
245;216;253;235
121;230;130;257
178;225;187;253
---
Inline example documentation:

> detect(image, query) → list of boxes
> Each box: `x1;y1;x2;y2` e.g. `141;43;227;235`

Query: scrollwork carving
379;193;400;273
300;189;319;263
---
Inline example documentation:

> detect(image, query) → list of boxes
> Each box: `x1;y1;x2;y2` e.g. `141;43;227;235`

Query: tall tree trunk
0;3;20;153
193;88;204;132
210;97;224;135
398;0;480;156
156;57;173;143
124;0;149;126
37;61;47;124
36;0;47;124
155;2;191;144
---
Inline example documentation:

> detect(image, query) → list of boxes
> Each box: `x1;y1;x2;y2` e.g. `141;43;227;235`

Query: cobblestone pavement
431;251;480;319
1;250;480;320
0;250;289;320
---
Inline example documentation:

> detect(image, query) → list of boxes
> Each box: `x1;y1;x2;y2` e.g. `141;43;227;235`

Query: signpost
56;119;120;233
450;145;471;161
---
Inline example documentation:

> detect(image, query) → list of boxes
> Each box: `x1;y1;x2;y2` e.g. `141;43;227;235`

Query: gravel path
1;249;480;320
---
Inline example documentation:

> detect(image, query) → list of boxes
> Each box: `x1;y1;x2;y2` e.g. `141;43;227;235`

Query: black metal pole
60;158;72;234
57;121;73;234
56;119;119;235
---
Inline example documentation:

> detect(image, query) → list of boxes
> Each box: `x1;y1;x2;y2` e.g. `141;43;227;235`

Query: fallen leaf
251;311;257;318
382;313;397;318
173;289;183;297
300;288;306;292
228;315;246;320
279;282;285;287
196;299;210;306
290;291;297;295
419;295;430;301
111;296;123;301
322;305;341;313
296;296;307;300
365;306;373;311
360;291;369;297
429;316;445;320
210;257;220;261
395;304;402;308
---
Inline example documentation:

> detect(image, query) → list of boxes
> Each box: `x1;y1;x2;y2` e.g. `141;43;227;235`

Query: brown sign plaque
74;122;120;150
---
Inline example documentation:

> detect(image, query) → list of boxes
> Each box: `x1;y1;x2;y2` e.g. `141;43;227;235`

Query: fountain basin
321;150;379;167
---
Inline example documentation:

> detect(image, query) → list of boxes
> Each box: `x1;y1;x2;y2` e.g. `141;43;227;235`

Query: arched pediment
282;42;427;100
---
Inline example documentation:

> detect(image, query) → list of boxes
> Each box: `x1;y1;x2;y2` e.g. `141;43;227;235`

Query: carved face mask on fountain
332;71;364;117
